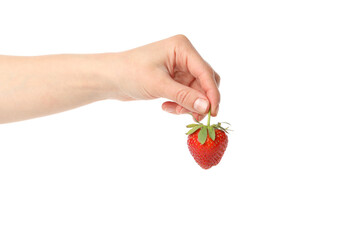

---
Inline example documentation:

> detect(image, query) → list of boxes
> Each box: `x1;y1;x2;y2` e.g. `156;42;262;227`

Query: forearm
0;54;117;123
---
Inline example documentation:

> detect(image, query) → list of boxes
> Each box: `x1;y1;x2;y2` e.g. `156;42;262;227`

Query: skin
0;35;220;124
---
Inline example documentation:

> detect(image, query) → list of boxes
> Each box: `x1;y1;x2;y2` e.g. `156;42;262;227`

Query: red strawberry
186;110;230;169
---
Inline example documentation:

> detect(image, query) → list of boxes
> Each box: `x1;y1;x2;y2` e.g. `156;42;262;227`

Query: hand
111;35;221;120
0;35;220;124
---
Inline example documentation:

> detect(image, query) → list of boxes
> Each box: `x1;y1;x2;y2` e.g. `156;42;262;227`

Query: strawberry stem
207;109;211;127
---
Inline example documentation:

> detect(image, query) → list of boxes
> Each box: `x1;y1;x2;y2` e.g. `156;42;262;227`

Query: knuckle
175;34;189;41
175;88;191;105
172;34;190;45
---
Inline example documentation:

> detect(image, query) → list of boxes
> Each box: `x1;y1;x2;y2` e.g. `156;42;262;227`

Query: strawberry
186;110;230;169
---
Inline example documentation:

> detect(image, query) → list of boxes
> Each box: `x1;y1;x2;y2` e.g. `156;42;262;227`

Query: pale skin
0;35;220;124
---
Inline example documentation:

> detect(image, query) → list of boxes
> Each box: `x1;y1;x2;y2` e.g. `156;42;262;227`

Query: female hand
0;35;220;123
110;34;221;120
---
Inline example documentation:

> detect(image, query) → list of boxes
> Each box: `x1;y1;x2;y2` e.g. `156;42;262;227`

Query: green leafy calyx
186;109;231;145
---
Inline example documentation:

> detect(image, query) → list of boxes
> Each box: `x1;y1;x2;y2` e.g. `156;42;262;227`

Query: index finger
179;42;221;116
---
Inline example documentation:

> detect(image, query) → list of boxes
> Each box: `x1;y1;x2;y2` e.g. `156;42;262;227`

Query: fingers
175;37;221;116
155;35;221;118
192;68;221;116
158;73;211;115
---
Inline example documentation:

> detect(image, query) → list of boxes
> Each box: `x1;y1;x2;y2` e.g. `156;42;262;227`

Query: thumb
159;77;210;115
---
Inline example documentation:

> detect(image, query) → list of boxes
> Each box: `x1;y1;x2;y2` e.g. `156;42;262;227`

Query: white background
1;0;360;239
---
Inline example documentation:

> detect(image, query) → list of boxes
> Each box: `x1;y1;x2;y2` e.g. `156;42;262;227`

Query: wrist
83;53;122;101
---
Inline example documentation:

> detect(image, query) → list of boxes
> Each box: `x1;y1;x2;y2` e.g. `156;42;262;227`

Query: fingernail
194;98;209;114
